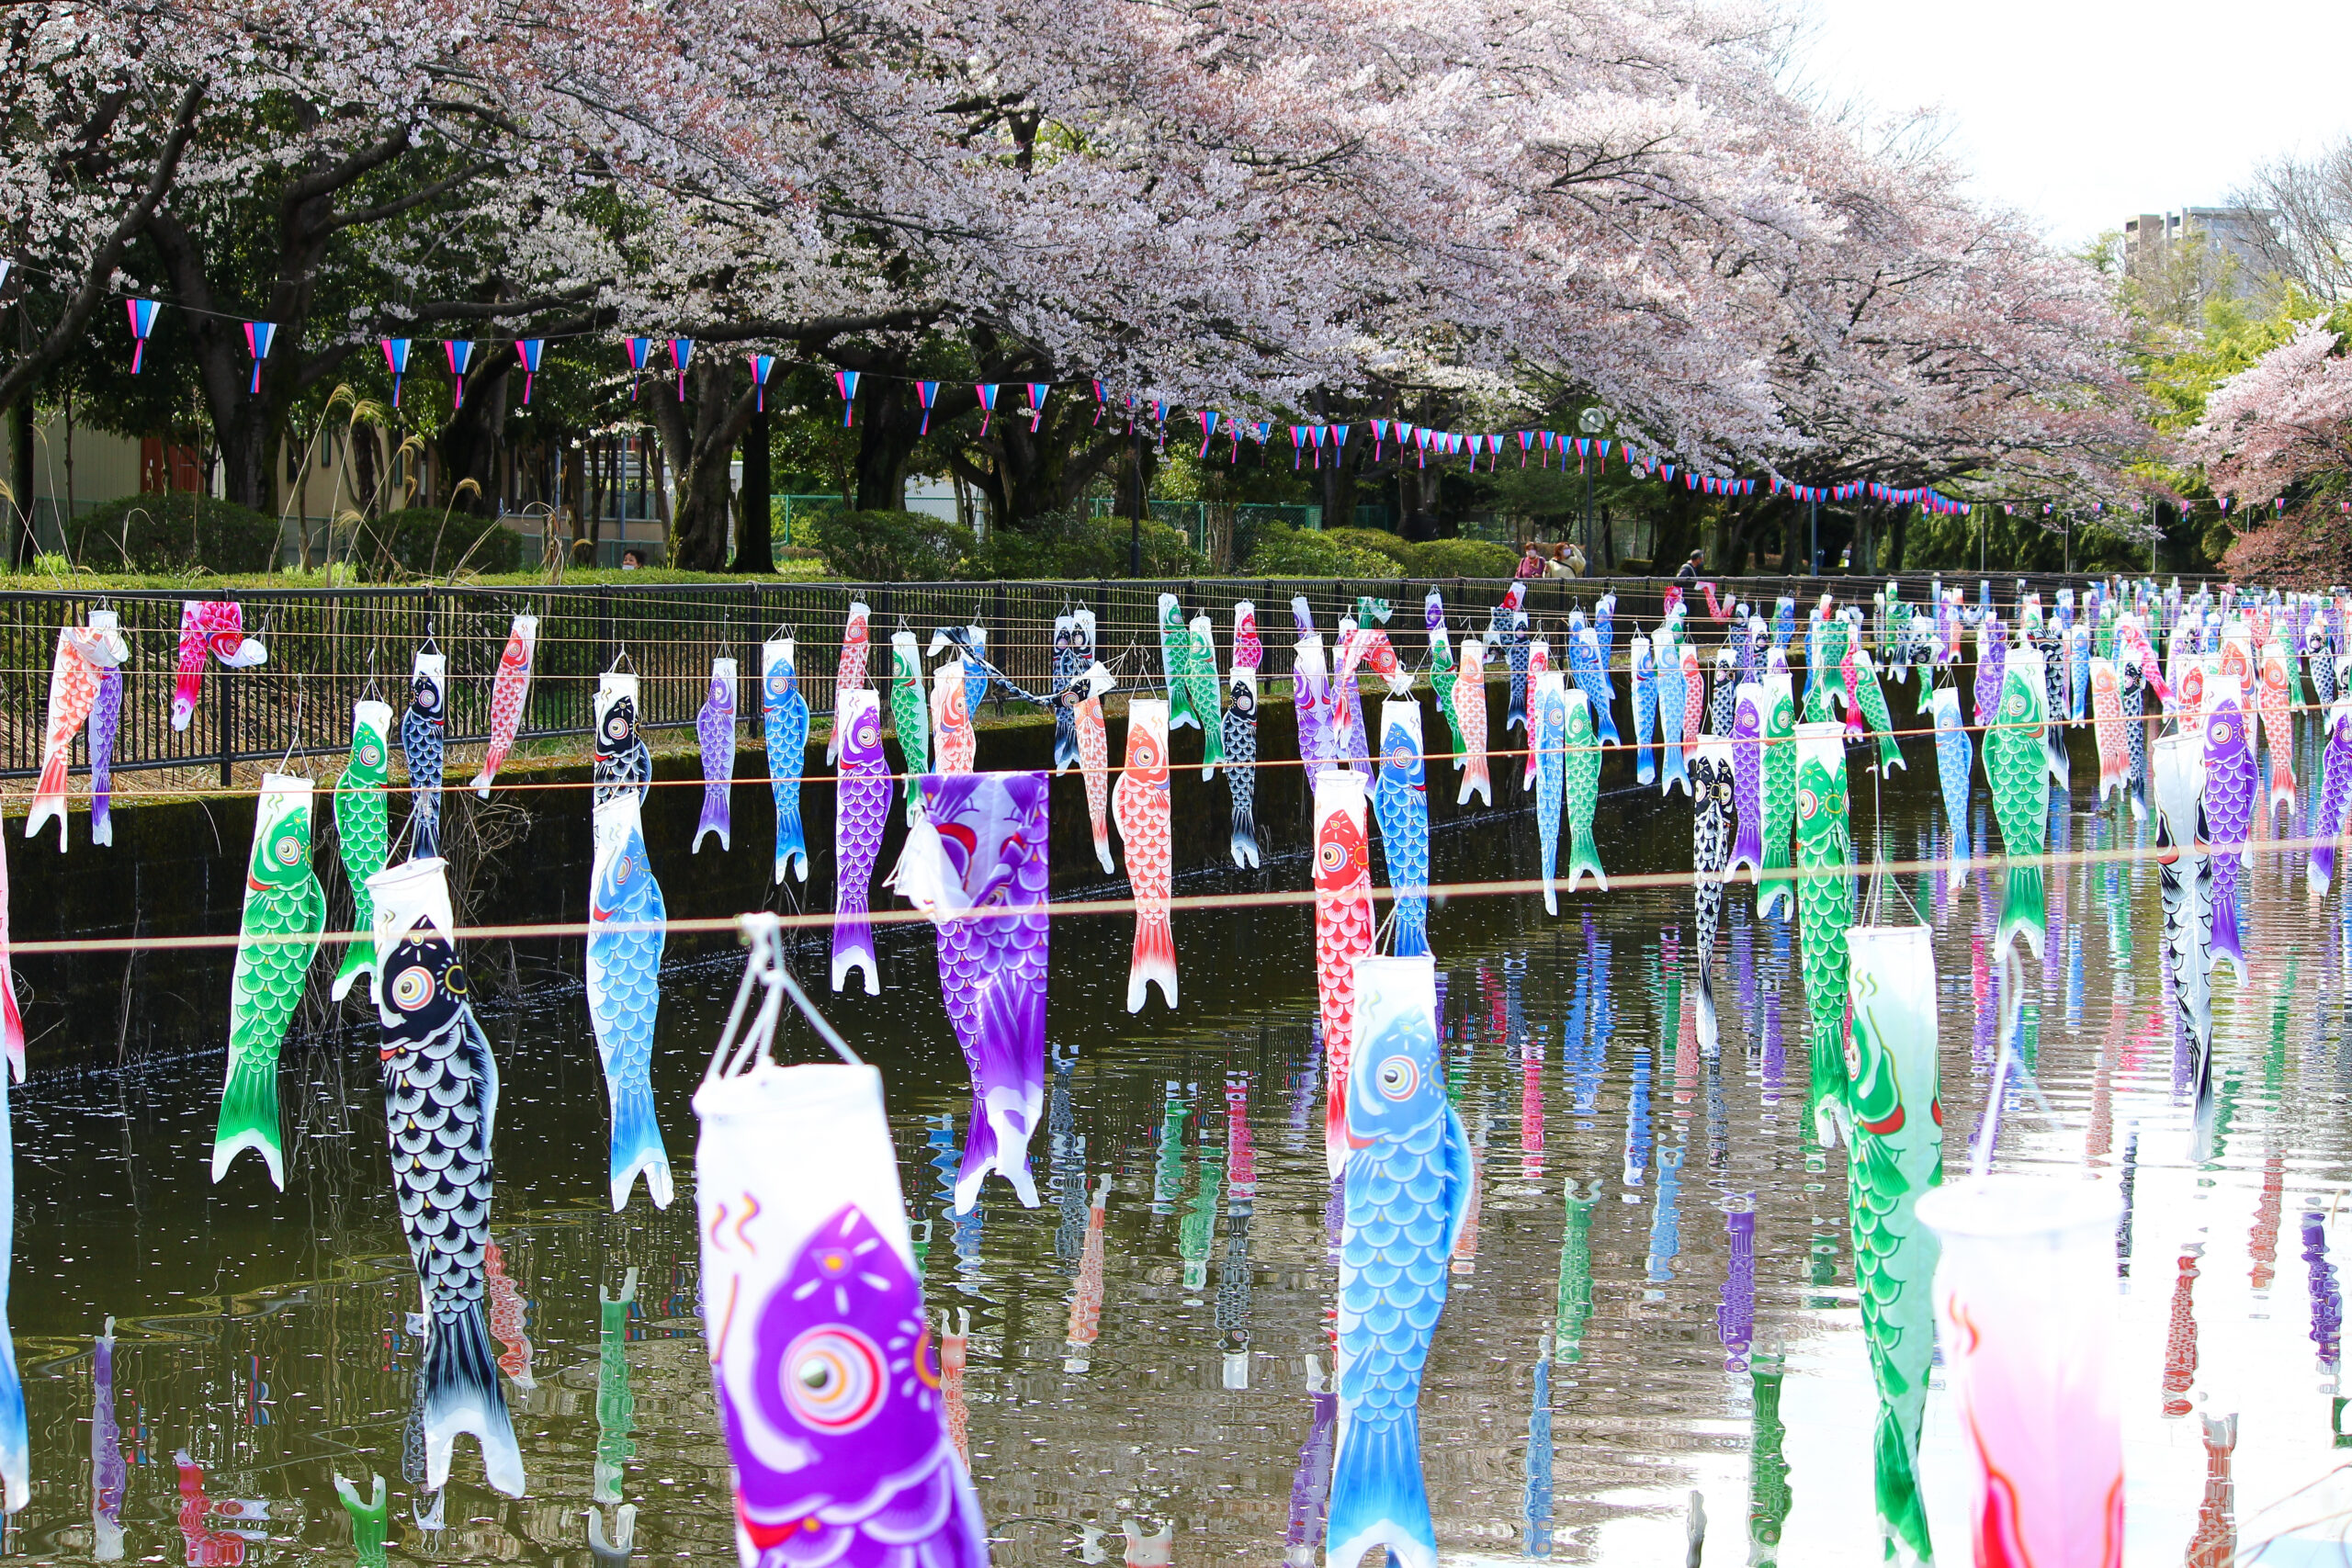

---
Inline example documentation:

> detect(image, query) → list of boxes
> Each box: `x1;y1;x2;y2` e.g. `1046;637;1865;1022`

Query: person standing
1517;542;1546;579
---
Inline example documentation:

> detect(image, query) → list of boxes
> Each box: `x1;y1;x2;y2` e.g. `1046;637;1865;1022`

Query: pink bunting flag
975;383;1000;435
917;380;941;434
1371;418;1389;460
1024;382;1049;433
1198;410;1221;459
668;337;693;400
833;370;859;426
748;354;775;412
626;337;653;400
516;338;544;405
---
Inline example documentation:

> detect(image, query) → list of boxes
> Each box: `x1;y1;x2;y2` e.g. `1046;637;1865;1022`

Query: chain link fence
0;570;2183;784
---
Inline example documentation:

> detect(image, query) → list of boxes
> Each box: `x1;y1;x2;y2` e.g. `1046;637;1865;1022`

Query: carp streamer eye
1376;1055;1419;1102
390;965;434;1011
783;1327;886;1433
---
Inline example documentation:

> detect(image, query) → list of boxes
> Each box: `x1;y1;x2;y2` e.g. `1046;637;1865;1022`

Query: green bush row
1243;524;1517;579
804;509;1205;581
60;493;525;577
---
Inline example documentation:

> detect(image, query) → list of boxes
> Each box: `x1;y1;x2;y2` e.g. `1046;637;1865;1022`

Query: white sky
1793;0;2352;246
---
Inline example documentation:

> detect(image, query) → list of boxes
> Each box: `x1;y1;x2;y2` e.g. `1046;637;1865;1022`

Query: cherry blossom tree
3;0;2154;561
2185;319;2352;502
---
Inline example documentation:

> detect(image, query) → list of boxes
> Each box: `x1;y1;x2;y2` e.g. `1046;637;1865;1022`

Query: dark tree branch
0;78;206;414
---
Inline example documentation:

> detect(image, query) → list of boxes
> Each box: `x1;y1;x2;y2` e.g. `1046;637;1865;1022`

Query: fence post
218;656;234;789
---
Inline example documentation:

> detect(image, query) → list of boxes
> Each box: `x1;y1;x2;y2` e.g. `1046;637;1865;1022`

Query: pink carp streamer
170;601;266;731
26;618;129;849
470;614;539;797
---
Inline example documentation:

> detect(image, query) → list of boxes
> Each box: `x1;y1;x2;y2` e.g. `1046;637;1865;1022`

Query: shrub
351;508;527;576
808;508;978;581
1243;524;1404;578
65;492;281;574
1324;526;1419;570
2220;505;2352;589
977;512;1204;579
1408;537;1519;579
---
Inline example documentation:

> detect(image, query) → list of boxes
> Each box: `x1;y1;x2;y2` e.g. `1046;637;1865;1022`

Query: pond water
6;718;2351;1566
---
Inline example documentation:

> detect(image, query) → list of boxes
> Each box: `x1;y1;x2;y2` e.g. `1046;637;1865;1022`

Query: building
2122;207;2279;303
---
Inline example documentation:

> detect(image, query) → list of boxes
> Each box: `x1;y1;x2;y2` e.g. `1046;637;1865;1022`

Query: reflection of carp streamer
1327;958;1473;1568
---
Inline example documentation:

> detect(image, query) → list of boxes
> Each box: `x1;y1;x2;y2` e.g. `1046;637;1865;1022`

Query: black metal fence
0;569;2172;784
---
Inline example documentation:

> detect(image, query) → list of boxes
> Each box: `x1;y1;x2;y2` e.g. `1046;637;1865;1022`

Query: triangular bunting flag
443;340;473;409
127;299;162;374
381;337;411;406
243;321;276;395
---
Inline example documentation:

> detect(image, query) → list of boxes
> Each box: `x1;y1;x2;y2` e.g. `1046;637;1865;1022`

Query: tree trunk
352;424;380;520
7;399;32;565
1114;425;1156;520
1649;491;1696;577
437;346;514;514
649;355;758;571
564;437;588;549
853;378;921;512
733;404;775;572
1885;505;1909;572
1314;392;1358;530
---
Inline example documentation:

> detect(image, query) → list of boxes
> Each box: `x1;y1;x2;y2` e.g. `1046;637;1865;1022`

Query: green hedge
63;493;280;574
1243;524;1404;578
1323;526;1419;570
1407;537;1518;578
977;513;1204;579
808;509;979;581
1317;526;1514;579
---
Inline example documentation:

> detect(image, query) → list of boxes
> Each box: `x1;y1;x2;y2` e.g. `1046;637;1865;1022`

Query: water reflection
6;732;2352;1562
